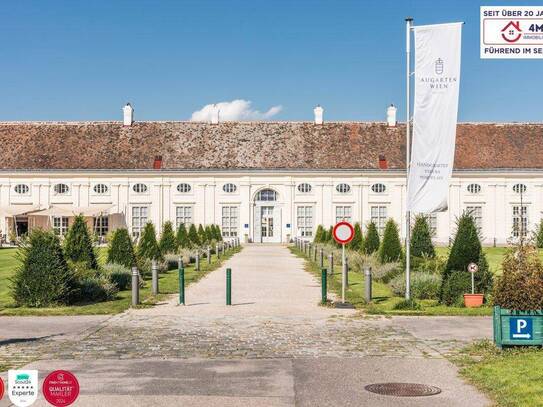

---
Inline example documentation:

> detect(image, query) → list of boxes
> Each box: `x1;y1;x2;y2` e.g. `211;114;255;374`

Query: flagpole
405;17;413;301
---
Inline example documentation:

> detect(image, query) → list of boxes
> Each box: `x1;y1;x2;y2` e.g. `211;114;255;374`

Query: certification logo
8;370;38;407
42;370;80;407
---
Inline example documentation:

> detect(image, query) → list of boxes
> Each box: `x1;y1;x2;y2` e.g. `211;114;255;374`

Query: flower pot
464;293;484;308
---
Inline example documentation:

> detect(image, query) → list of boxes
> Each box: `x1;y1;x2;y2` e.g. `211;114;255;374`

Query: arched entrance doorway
253;188;282;243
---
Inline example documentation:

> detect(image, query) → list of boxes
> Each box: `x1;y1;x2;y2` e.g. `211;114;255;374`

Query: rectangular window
52;216;69;236
426;213;438;236
466;206;482;234
93;216;109;237
222;206;239;237
297;206;314;237
132;206;149;239
512;205;528;238
370;205;387;234
335;205;352;223
175;206;193;227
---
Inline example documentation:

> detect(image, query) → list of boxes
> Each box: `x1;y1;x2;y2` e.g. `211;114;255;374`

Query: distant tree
534;221;543;248
328;226;334;243
64;214;98;269
205;225;214;243
410;215;436;258
198;224;207;244
348;223;363;251
363;222;380;255
314;225;324;243
137;222;162;260
214;225;223;241
379;219;402;263
176;223;190;249
188;224;201;247
107;228;137;267
159;221;177;255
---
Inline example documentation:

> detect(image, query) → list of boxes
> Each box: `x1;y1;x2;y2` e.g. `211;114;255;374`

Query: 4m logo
8;370;38;407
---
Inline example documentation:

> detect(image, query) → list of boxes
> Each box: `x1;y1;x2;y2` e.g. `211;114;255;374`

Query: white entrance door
261;206;275;243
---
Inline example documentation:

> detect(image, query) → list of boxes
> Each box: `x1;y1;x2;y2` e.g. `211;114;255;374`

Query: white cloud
190;99;282;122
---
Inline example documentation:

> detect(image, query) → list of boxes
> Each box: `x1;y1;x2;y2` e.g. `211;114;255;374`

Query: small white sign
468;262;479;273
481;6;543;59
8;370;38;407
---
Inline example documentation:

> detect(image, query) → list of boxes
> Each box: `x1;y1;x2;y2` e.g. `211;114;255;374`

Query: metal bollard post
226;268;232;305
207;246;211;265
196;253;200;271
314;245;317;262
319;248;324;268
321;268;327;304
151;260;159;296
178;258;185;305
364;266;372;303
344;256;349;288
131;266;140;306
216;244;220;259
328;253;334;275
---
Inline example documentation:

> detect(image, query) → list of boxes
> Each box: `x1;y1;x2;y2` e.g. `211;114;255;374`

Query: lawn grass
452;340;543;407
290;246;492;316
0;245;241;316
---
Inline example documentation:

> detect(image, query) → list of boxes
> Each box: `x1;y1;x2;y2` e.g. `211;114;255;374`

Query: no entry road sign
333;222;354;245
467;262;478;273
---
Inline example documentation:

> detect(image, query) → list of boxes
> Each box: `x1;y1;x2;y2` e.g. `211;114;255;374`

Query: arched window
467;183;481;194
256;189;277;201
223;183;237;193
14;184;30;195
177;183;191;193
371;183;386;193
133;183;148;193
513;183;527;194
336;183;351;193
53;183;69;195
93;184;108;194
297;183;312;193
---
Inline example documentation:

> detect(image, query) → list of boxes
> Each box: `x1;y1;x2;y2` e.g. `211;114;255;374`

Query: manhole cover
365;383;441;397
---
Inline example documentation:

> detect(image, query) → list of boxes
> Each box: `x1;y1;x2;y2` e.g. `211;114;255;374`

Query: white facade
1;169;541;245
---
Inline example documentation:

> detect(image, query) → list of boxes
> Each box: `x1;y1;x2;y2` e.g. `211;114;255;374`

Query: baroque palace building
0;104;542;245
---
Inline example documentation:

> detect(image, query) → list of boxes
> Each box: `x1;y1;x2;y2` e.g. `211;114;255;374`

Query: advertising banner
407;22;462;213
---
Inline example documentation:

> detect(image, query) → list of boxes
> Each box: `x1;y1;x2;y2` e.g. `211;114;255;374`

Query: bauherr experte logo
8;370;38;407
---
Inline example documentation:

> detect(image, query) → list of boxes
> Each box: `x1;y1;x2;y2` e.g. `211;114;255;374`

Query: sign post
468;262;478;294
332;222;355;304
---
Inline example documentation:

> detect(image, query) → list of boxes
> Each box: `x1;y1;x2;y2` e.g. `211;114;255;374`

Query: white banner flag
407;22;462;213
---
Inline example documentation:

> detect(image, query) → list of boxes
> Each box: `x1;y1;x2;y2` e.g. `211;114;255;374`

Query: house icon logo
501;21;522;43
435;58;444;75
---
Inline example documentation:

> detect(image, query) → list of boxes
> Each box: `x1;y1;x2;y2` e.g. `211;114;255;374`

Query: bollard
344;256;349;288
226;267;232;305
131;266;140;306
319;248;324;268
207;246;211;265
314;244;317;262
364;266;372;303
178;259;185;305
321;268;328;304
151;259;159;296
328;253;334;275
196;253;200;271
216;244;220;258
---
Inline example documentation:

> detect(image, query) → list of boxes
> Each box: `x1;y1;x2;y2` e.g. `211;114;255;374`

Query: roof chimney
123;103;134;126
211;104;219;125
386;104;397;127
153;155;163;170
313;105;324;125
379;154;388;170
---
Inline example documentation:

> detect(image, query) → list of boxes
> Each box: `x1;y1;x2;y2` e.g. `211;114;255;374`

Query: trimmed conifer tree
198;224;207;245
378;219;402;263
410;215;436;258
188;224;201;247
176;223;190;249
214;224;223;241
64;214;98;269
313;225;324;243
12;229;75;307
363;222;380;255
159;221;177;255
107;228;137;267
137;222;161;260
205;225;213;243
328;226;334;243
348;222;363;251
535;221;543;248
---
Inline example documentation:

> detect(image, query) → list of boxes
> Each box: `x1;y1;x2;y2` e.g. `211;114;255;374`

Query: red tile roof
0;121;541;171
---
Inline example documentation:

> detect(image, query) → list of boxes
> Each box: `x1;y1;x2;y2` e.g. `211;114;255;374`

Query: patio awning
28;204;116;217
0;205;42;217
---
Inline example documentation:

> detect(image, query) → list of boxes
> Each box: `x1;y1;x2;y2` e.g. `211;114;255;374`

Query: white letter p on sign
517;319;527;332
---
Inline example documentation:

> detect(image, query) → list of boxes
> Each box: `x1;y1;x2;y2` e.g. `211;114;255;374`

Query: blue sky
1;0;541;122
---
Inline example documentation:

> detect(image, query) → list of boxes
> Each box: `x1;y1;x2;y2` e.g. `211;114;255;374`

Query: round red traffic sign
42;370;80;407
467;262;479;273
332;221;355;244
0;377;4;400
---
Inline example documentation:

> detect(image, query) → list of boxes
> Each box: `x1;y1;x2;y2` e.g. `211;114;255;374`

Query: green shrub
12;229;76;307
188;224;201;247
363;222;380;255
441;270;472;306
393;298;422;310
534;221;543;248
378;219;402;263
76;275;119;302
314;225;324;243
213;225;223;241
389;272;441;300
205;225;214;243
67;260;99;282
138;222;162;260
493;246;543;311
176;223;190;249
64;215;98;269
102;263;132;290
348;223;363;251
159;221;177;255
107;228;137;268
410;215;435;258
197;224;207;245
411;254;445;274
